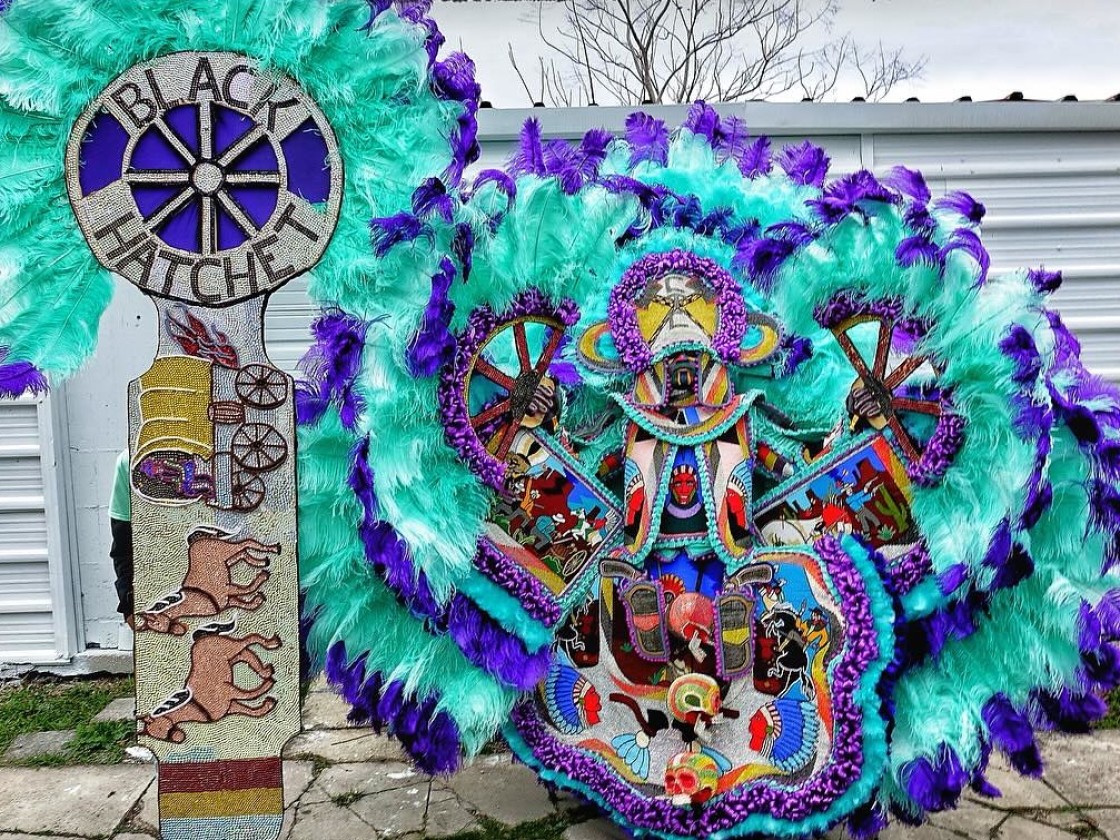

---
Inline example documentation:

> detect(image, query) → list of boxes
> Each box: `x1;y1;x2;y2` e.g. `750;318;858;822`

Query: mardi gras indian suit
3;3;1120;840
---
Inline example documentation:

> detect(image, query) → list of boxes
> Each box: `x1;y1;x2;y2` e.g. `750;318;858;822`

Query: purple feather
903;746;969;812
540;129;611;194
1082;643;1120;691
598;175;669;209
883;166;931;204
982;694;1043;777
407;258;457;377
684;101;721;147
361;0;393;29
431;51;481;104
509;118;545;176
446;107;481;187
370;212;433;257
739;136;772;178
452;223;474;283
294;385;328;427
936;190;986;224
777;140;830;187
296;311;370;430
904;203;937;233
809;170;897;224
766;221;817;247
1035;687;1107;734
0;349;48;398
780;334;814;375
1000;324;1041;385
1095;590;1120;639
990;543;1034;592
895;235;942;269
471;169;517;204
718;115;751;160
1020;480;1053;530
938;563;968;595
1080;600;1104;650
735;236;796;291
845;801;888;840
940;228;990;285
625;111;669;166
1028;267;1063;293
412;178;454;223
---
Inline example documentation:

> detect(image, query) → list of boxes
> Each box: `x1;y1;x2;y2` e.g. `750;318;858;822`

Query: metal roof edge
478;102;1120;139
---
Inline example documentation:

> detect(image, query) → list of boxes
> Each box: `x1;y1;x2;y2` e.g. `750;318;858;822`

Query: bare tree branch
518;0;924;106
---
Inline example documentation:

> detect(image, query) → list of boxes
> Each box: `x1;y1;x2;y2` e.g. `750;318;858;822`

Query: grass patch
445;814;575;840
0;676;134;765
444;807;600;840
1100;688;1120;730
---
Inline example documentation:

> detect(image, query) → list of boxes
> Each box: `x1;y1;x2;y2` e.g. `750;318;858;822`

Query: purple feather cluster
509;120;612;194
885;166;991;285
0;347;47;398
407;258;458;377
325;640;461;775
295;312;370;430
348;439;549;691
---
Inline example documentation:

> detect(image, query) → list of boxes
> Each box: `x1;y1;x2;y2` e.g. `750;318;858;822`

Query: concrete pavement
1;682;1118;839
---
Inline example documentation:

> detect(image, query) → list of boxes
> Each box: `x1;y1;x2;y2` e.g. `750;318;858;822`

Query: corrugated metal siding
870;131;1120;379
0;396;56;661
265;275;315;375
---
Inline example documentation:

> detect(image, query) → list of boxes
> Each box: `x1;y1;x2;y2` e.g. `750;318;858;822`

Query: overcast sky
429;0;1120;107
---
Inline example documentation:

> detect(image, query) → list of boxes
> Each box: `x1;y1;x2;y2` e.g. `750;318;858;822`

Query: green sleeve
108;450;131;522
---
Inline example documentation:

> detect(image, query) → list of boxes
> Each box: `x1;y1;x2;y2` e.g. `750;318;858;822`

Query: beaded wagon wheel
231;422;288;472
830;312;943;465
122;100;286;257
230;471;267;512
236;363;289;409
462;315;568;465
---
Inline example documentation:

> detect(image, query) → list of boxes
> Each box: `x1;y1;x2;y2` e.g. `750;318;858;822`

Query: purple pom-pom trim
510;536;885;836
439;290;580;490
473;539;563;627
608;250;748;372
324;640;462;775
885;542;933;597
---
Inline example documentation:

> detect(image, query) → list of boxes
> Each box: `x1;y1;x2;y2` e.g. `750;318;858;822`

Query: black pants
110;517;134;618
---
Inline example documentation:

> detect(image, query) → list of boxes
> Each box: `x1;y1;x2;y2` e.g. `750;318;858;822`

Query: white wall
18;102;1120;665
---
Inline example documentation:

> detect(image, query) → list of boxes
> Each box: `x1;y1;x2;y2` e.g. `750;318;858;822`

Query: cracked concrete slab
1039;732;1120;807
424;787;480;838
438;754;556;826
347;782;430;837
284;729;408;763
0;765;153;837
288;798;396;840
306;762;428;804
